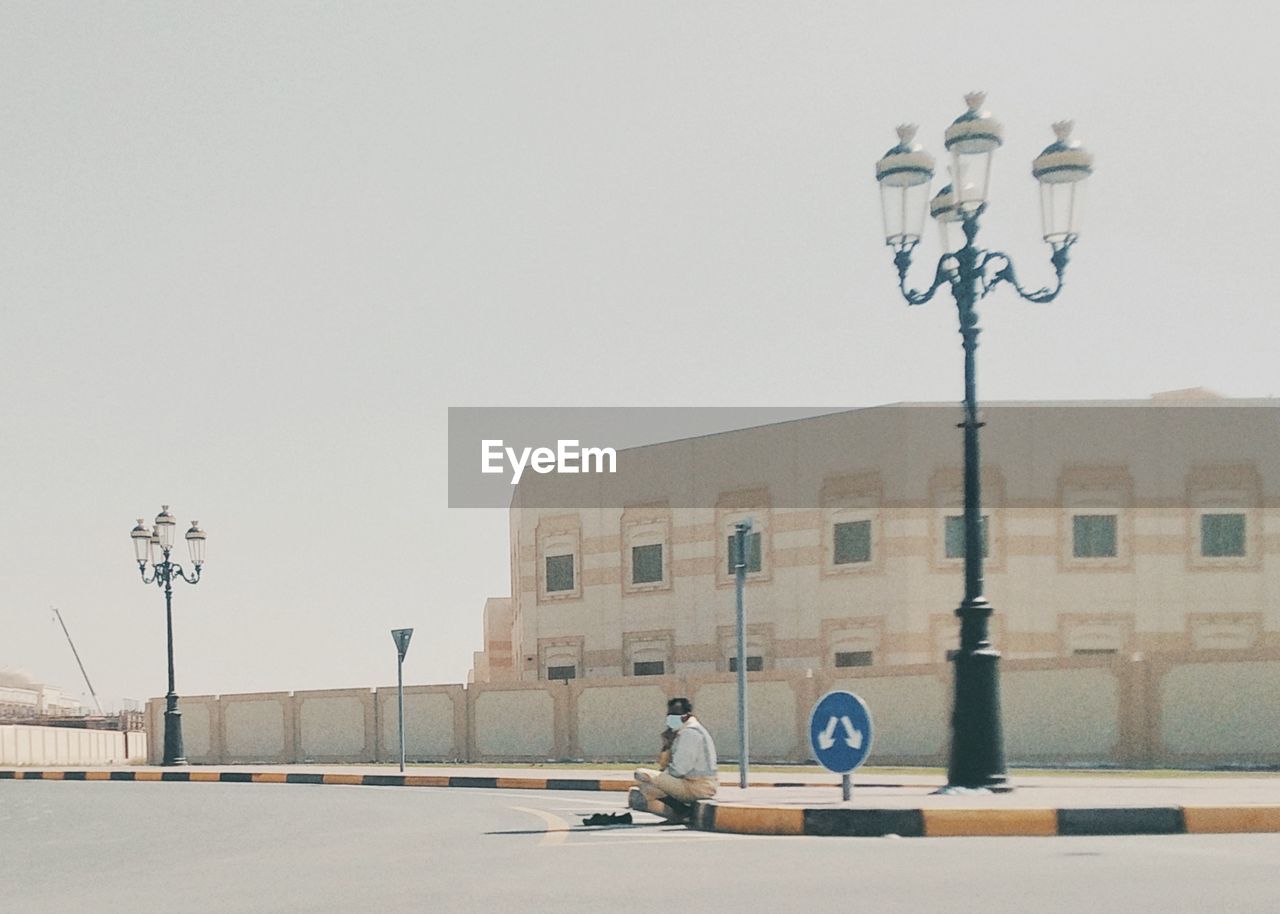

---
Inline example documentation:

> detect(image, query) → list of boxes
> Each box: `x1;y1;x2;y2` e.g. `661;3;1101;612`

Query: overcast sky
3;2;1277;707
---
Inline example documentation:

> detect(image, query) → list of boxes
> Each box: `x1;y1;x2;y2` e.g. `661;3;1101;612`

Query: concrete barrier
576;683;667;760
1003;660;1123;766
470;684;557;761
296;688;376;763
374;685;464;762
137;653;1280;767
222;692;293;764
827;668;950;765
693;677;803;761
1152;652;1280;768
1;725;146;766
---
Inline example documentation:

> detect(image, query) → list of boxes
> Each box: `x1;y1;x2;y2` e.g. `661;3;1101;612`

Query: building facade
470;399;1280;684
0;669;84;719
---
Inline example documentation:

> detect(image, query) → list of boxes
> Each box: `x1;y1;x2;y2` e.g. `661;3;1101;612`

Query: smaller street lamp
132;506;206;766
944;97;1002;214
929;183;963;252
1033;120;1094;249
874;124;935;253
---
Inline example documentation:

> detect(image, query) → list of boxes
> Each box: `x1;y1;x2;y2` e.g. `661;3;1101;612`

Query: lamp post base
162;698;186;767
946;645;1008;790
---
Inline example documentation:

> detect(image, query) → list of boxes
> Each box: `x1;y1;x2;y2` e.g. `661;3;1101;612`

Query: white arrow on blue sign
808;690;873;774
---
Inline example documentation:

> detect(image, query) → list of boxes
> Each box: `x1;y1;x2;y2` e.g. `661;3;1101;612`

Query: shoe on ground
664;799;694;823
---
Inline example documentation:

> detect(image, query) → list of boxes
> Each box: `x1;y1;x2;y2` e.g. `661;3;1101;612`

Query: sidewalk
690;774;1280;837
5;764;1279;837
0;763;637;792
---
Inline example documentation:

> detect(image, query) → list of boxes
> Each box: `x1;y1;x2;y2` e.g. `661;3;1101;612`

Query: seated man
630;697;718;821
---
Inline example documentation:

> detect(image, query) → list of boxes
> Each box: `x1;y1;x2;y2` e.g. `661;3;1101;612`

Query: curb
0;769;849;791
0;770;633;792
11;770;1278;837
691;802;1280;837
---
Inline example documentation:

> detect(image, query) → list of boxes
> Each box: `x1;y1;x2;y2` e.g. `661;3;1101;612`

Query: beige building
470;398;1280;685
0;669;84;719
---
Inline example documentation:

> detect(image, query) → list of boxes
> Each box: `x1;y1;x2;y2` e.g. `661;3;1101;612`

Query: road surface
2;781;1276;913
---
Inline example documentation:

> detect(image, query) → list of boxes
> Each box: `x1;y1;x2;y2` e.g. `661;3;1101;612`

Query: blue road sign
809;690;873;774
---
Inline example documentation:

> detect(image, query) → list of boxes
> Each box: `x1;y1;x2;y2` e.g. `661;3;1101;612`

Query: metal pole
161;553;186;766
397;651;406;773
734;520;751;789
842;772;852;802
945;213;1006;790
52;606;103;715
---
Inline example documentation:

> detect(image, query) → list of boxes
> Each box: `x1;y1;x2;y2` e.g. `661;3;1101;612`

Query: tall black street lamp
131;507;207;766
874;93;1093;789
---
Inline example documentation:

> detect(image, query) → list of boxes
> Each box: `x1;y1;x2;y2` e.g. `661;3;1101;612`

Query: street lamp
874;93;1093;790
131;507;206;766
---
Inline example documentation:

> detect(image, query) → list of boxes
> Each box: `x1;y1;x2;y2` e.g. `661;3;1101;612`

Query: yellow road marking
1183;805;1280;834
511;805;572;846
561;835;745;847
712;805;804;836
496;777;548;790
404;775;450;787
251;772;288;783
923;808;1058;837
321;774;363;785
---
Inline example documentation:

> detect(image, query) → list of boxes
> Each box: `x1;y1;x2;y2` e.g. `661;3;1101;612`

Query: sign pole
809;690;874;803
397;650;406;773
734;519;751;790
391;628;414;774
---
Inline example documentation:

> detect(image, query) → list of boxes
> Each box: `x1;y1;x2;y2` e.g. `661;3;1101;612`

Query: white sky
3;2;1278;707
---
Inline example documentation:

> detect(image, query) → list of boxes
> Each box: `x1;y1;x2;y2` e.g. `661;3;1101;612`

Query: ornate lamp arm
981;244;1072;303
140;560;199;588
894;246;954;306
171;562;201;585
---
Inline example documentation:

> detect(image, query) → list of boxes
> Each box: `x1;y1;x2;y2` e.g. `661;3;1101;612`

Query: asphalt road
2;782;1277;913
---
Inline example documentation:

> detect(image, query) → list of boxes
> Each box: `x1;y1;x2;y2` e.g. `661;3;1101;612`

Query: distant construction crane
51;606;103;715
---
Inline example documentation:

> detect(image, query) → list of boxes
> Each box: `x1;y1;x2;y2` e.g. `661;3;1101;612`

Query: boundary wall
145;651;1280;768
1;725;148;766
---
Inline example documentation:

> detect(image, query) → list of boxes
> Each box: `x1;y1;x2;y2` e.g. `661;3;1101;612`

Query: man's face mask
665;714;685;731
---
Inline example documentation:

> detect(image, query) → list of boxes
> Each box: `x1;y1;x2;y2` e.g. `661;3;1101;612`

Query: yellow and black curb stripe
0;769;633;792
692;803;1280;837
8;770;1277;836
0;770;847;791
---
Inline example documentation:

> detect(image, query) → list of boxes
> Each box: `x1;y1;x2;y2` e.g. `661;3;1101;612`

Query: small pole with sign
391;628;414;773
734;519;752;789
809;690;873;802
